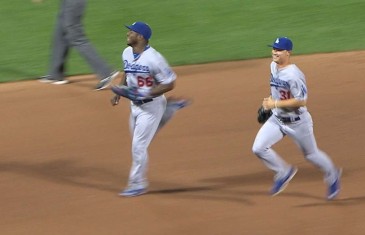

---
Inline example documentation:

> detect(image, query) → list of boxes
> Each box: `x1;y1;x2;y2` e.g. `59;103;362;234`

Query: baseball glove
111;85;145;101
257;106;272;124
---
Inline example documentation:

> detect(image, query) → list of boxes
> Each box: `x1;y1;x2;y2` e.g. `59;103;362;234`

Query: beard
127;38;137;47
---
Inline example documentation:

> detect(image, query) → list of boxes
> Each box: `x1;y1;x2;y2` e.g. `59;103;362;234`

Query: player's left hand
257;106;273;124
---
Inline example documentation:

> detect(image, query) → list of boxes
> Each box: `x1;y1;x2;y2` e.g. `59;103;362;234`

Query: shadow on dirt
0;159;122;192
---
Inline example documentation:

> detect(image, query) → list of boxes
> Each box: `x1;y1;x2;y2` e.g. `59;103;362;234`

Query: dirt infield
1;51;365;235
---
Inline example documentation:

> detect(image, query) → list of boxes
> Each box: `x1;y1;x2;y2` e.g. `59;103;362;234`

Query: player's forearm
274;98;306;109
149;82;175;97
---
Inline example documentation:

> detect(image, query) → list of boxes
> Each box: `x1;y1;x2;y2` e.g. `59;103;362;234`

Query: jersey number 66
137;76;153;87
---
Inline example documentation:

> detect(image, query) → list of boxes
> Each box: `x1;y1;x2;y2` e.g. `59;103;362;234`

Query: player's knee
303;152;319;162
64;28;88;46
252;144;264;156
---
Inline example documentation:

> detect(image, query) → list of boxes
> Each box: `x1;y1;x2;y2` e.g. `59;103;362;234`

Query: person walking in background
252;37;341;200
40;0;119;90
111;21;191;197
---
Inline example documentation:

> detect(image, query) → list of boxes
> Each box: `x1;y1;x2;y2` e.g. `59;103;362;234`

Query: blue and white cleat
327;168;342;200
118;187;147;197
271;167;298;196
167;97;192;110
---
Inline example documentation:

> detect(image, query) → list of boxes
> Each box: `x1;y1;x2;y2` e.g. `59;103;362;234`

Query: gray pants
49;0;112;80
252;111;338;185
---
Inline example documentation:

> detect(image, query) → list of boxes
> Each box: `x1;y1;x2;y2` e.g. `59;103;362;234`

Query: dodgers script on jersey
269;61;308;117
123;46;176;93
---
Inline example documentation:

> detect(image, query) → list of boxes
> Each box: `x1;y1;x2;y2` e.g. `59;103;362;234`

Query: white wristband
275;100;278;109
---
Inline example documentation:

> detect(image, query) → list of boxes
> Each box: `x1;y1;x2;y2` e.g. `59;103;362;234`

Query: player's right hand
111;95;120;106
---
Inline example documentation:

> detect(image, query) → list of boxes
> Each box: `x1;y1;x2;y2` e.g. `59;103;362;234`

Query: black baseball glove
257;106;272;124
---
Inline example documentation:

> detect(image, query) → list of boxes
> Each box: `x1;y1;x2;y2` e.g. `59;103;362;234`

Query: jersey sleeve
150;52;176;84
289;69;308;100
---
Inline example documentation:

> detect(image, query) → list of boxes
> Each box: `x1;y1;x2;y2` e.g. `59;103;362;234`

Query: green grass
1;0;365;82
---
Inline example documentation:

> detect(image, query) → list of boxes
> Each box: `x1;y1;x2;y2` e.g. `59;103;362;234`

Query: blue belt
133;99;153;105
276;116;300;123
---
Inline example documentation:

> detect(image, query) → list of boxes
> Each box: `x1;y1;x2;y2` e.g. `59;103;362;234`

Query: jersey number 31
279;90;291;100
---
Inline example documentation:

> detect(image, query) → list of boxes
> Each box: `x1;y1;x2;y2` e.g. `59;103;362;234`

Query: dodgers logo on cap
125;22;152;40
268;37;293;51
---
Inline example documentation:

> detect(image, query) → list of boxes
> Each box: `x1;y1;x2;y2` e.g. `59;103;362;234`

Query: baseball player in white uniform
252;37;341;200
111;22;190;197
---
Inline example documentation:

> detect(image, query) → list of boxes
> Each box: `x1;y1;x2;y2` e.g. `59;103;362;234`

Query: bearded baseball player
252;37;341;200
111;22;191;197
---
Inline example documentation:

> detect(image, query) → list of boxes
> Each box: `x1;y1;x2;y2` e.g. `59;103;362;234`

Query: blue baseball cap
125;22;152;40
268;37;293;51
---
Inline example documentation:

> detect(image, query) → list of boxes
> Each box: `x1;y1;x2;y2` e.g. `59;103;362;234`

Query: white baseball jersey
269;61;308;117
123;45;176;93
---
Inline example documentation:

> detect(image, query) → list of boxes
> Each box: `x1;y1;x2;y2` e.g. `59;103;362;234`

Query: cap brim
268;44;281;49
268;44;288;50
125;25;141;36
